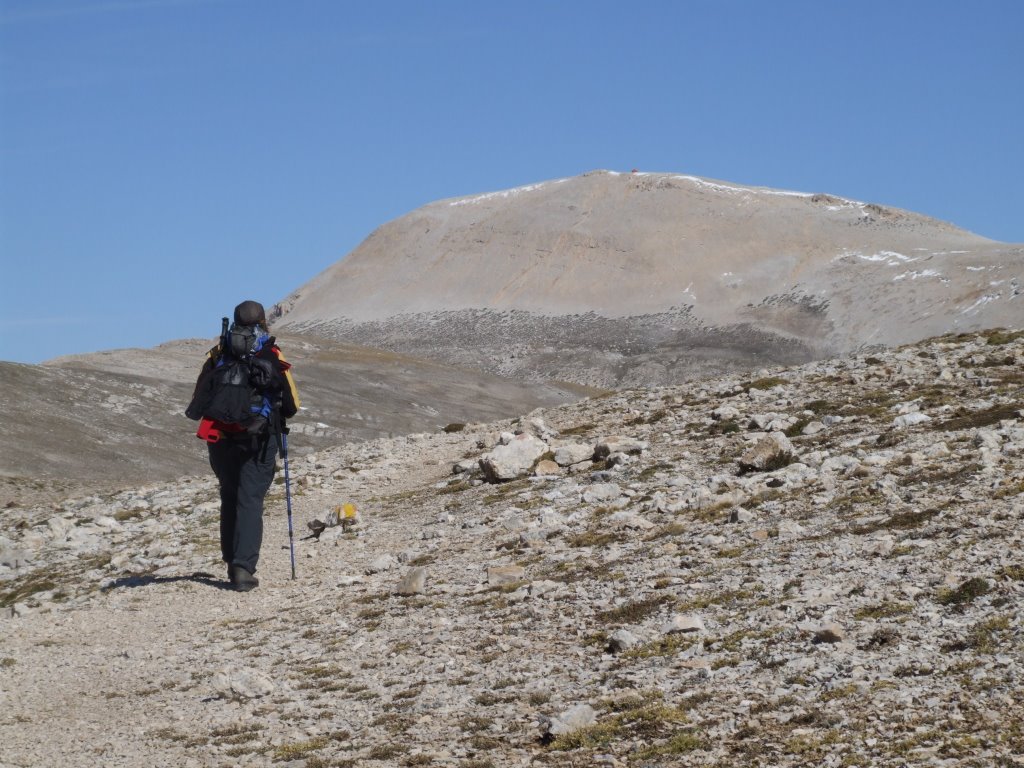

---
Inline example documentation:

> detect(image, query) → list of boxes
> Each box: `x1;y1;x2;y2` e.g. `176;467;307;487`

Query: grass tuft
596;594;674;624
938;577;991;606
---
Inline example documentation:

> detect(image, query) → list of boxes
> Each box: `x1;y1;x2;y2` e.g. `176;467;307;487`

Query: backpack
185;319;278;434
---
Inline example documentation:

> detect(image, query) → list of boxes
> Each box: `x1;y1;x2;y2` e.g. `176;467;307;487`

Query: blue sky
2;0;1022;363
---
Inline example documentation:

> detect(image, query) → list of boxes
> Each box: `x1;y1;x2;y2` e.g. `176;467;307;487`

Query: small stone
523;417;558;440
866;535;894;557
607;629;641;653
677;659;712;671
534;460;561;476
606;452;631;467
608;511;654;530
519;529;550;548
396;567;427;595
487;565;525;586
729;507;753;523
0;549;31;569
452;459;478;474
738;432;794;473
319;526;346;543
213;667;275;699
529;580;561;598
712;405;740;421
777;520;805;539
582;483;622;504
594;437;648;459
365;554;398;574
813;623;845;644
973;429;1002;450
546;703;597;736
661;615;705;634
893;412;931;428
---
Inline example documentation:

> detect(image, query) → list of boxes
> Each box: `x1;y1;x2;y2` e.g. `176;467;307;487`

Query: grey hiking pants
208;434;278;575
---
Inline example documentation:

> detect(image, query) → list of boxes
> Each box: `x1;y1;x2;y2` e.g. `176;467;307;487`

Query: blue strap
251;396;272;418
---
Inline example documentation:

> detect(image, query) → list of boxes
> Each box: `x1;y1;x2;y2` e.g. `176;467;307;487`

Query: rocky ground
284;305;822;389
1;329;1023;767
0;333;585;506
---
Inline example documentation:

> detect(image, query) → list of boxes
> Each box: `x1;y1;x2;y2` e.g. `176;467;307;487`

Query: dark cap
234;300;267;328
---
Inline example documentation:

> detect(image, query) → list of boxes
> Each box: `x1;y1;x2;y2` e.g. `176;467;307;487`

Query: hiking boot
229;565;259;592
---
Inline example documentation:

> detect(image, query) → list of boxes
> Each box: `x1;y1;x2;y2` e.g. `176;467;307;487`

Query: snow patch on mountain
449;178;569;206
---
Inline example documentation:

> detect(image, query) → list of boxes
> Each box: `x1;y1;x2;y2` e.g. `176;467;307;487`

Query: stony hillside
0;333;586;505
1;329;1022;767
275;170;1023;387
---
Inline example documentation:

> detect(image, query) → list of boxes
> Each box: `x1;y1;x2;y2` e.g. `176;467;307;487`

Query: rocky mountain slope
275;170;1023;387
2;329;1022;767
0;333;587;505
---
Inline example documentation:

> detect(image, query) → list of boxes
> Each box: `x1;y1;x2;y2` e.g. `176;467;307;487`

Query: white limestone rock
553;443;595;466
545;703;598;737
582;483;622;504
479;434;548;482
213;667;275;699
661;615;705;634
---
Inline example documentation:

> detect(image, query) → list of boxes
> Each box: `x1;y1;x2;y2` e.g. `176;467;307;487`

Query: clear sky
2;0;1022;363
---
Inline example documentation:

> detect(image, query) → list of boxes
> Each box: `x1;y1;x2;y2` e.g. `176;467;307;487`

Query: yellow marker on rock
332;503;358;531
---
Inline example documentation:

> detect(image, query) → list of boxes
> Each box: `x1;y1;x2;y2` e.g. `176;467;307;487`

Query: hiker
186;300;300;591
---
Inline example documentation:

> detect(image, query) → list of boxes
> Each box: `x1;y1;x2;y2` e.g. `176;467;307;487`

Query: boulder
479;434;548;483
553;443;594;466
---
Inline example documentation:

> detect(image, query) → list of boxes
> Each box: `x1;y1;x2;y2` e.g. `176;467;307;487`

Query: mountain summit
275;170;1022;386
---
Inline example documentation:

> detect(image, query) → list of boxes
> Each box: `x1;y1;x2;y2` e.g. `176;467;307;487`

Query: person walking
186;300;300;591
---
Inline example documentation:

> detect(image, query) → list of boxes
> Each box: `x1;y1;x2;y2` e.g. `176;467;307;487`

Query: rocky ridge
1;329;1023;767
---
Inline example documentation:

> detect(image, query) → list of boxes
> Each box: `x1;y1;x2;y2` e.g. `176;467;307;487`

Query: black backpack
186;319;277;433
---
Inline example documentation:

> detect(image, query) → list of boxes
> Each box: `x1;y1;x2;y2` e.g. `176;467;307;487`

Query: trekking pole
280;428;297;580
